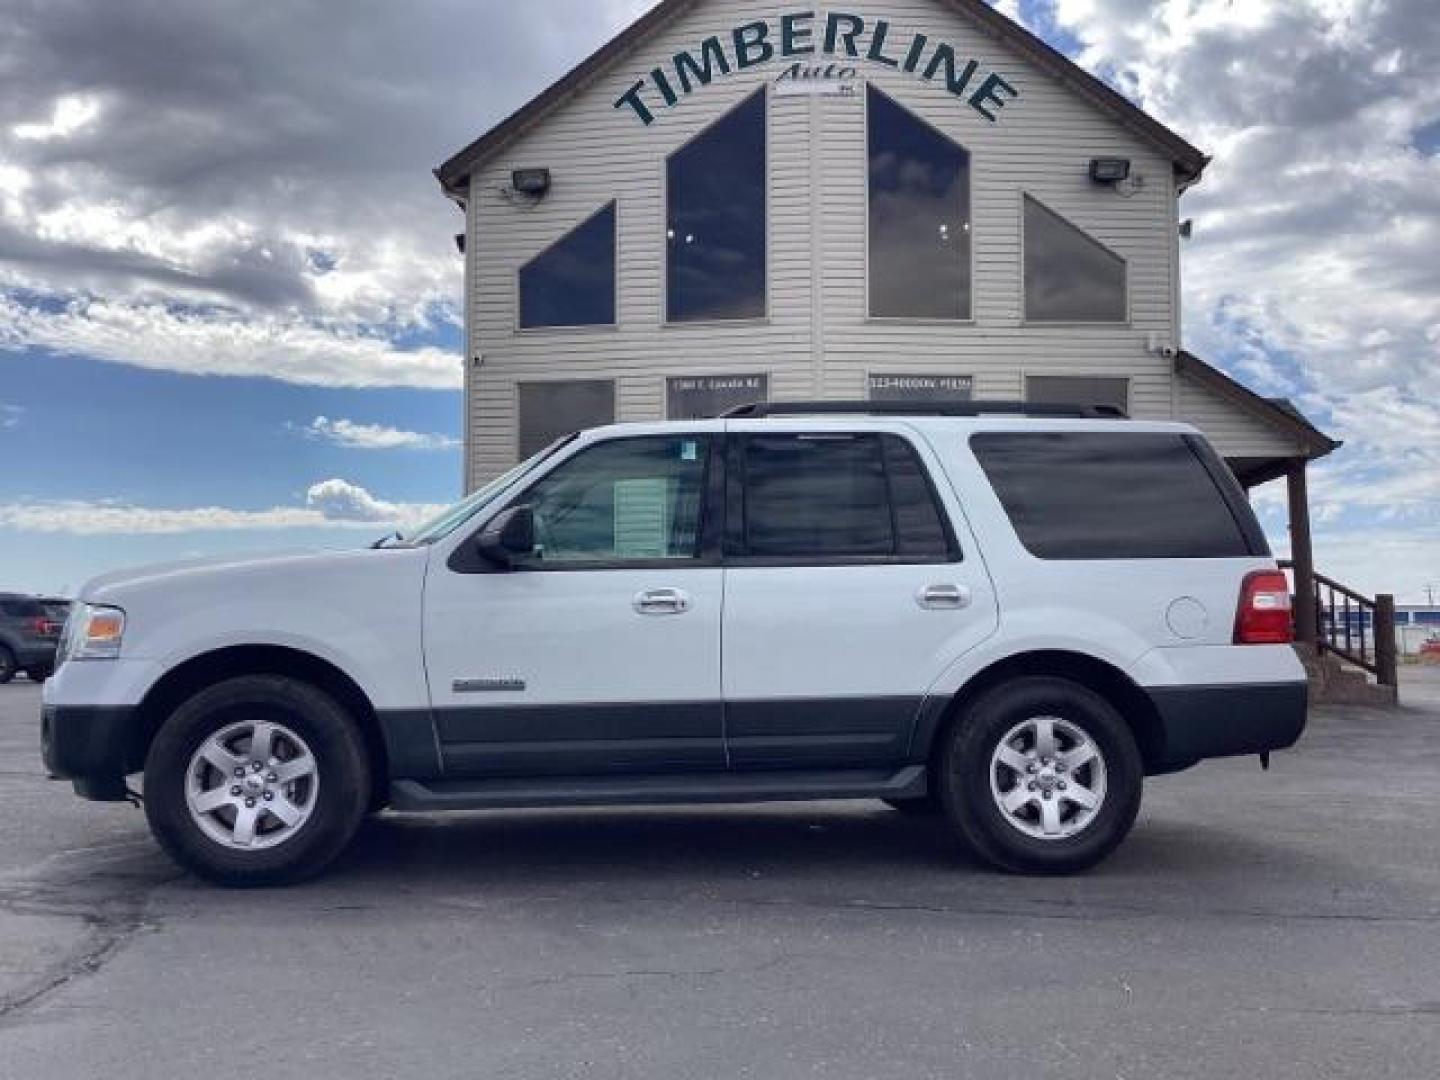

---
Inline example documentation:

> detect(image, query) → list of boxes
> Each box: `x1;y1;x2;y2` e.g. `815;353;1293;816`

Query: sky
1;0;1437;601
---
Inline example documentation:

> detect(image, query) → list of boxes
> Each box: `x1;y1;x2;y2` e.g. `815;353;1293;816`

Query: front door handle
917;583;971;610
634;588;692;616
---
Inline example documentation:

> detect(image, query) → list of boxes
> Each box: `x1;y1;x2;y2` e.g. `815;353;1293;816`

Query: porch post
1286;461;1318;644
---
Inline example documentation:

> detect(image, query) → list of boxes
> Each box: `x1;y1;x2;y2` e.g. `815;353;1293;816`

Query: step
391;765;928;813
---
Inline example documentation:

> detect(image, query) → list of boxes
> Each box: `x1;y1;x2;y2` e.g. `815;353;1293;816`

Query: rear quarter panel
916;422;1293;696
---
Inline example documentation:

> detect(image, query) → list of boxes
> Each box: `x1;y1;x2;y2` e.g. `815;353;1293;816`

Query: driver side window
514;436;713;567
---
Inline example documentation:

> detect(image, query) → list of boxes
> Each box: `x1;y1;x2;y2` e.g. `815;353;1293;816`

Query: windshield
402;437;576;545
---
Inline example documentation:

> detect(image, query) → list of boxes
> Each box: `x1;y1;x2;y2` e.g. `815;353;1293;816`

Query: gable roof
435;0;1209;197
1175;350;1340;462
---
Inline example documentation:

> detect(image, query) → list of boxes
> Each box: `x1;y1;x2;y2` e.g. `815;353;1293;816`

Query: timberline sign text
614;10;1019;125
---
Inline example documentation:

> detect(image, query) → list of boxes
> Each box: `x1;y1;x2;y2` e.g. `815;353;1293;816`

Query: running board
389;765;927;813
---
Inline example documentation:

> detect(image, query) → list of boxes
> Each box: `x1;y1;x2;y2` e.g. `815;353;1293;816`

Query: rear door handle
634;588;692;616
917;583;971;610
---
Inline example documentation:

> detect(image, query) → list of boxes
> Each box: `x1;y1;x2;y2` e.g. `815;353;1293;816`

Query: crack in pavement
0;852;181;1026
419;887;1440;928
509;952;806;990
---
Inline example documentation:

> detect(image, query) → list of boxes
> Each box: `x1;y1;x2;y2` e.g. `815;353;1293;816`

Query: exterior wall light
511;168;552;197
1089;158;1132;184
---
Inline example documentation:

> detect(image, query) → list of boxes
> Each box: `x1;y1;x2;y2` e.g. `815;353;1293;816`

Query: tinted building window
868;86;971;320
971;433;1257;560
517;437;711;565
1027;375;1129;415
517;381;616;458
666;375;768;419
734;434;955;561
1024;196;1127;322
667;91;767;322
518;203;617;329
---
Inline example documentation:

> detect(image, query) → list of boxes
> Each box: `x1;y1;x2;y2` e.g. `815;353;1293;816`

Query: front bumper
41;703;145;799
1147;681;1308;768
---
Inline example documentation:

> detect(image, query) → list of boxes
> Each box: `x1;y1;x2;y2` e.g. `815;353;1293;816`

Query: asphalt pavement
2;669;1439;1079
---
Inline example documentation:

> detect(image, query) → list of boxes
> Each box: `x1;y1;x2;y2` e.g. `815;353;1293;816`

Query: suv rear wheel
939;676;1142;875
144;675;369;887
0;646;16;685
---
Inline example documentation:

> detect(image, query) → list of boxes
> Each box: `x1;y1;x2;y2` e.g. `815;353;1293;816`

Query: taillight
29;617;50;635
1235;570;1294;645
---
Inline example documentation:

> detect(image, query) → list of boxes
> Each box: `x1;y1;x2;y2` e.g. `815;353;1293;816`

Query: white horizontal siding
1176;373;1307;459
462;0;1211;482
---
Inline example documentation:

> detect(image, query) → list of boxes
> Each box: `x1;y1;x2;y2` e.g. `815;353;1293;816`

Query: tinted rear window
971;432;1258;560
1;599;45;618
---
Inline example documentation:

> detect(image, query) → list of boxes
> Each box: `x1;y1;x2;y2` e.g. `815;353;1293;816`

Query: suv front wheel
939;676;1142;875
144;675;370;887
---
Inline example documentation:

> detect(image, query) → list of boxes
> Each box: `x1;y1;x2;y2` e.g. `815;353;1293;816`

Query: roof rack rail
721;400;1129;420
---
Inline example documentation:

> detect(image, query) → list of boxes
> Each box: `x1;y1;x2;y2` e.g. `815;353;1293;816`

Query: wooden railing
1280;561;1399;688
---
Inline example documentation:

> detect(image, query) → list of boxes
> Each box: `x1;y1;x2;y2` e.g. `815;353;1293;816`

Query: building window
666;375;769;419
1023;196;1127;322
518;203;617;329
517;380;616;458
513;436;712;566
868;86;971;320
667;90;767;322
1026;375;1130;415
869;373;974;402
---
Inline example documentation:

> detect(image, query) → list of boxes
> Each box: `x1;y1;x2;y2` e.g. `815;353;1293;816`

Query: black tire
883;794;941;816
26;665;54;683
937;676;1143;875
0;646;16;685
144;675;369;887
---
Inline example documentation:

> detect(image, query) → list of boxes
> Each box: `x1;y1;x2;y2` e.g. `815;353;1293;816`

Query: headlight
60;604;126;663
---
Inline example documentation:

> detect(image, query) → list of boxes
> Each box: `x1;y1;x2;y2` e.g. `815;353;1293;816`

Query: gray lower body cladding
43;681;1307;801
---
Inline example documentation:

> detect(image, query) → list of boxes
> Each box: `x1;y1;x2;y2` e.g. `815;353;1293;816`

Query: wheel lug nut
245;798;257;808
230;786;242;797
234;767;246;778
1027;781;1038;791
1059;781;1068;791
1043;791;1053;800
266;772;278;783
263;791;274;801
252;762;264;772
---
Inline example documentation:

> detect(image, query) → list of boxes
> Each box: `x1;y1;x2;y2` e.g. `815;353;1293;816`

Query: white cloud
0;295;461;389
13;93;103;142
304;478;445;524
0;481;447;535
303;415;458;451
0;403;22;428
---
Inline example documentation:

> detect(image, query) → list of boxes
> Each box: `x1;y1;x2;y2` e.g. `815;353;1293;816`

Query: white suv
42;404;1307;885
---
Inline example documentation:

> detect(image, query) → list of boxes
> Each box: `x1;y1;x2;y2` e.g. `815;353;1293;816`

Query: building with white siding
435;0;1343;641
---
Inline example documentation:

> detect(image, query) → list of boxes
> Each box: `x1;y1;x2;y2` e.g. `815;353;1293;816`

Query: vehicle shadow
306;801;1345;920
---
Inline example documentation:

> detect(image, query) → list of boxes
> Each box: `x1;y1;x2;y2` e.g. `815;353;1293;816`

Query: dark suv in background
0;594;68;683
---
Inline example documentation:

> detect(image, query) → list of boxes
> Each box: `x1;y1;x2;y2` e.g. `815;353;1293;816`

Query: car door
721;425;998;770
423;432;725;777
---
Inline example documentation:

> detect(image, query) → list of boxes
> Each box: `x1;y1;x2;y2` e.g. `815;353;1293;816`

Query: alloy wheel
185;720;320;850
988;715;1107;840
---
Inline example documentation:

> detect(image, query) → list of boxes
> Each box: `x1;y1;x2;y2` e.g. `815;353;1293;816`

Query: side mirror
475;505;536;569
